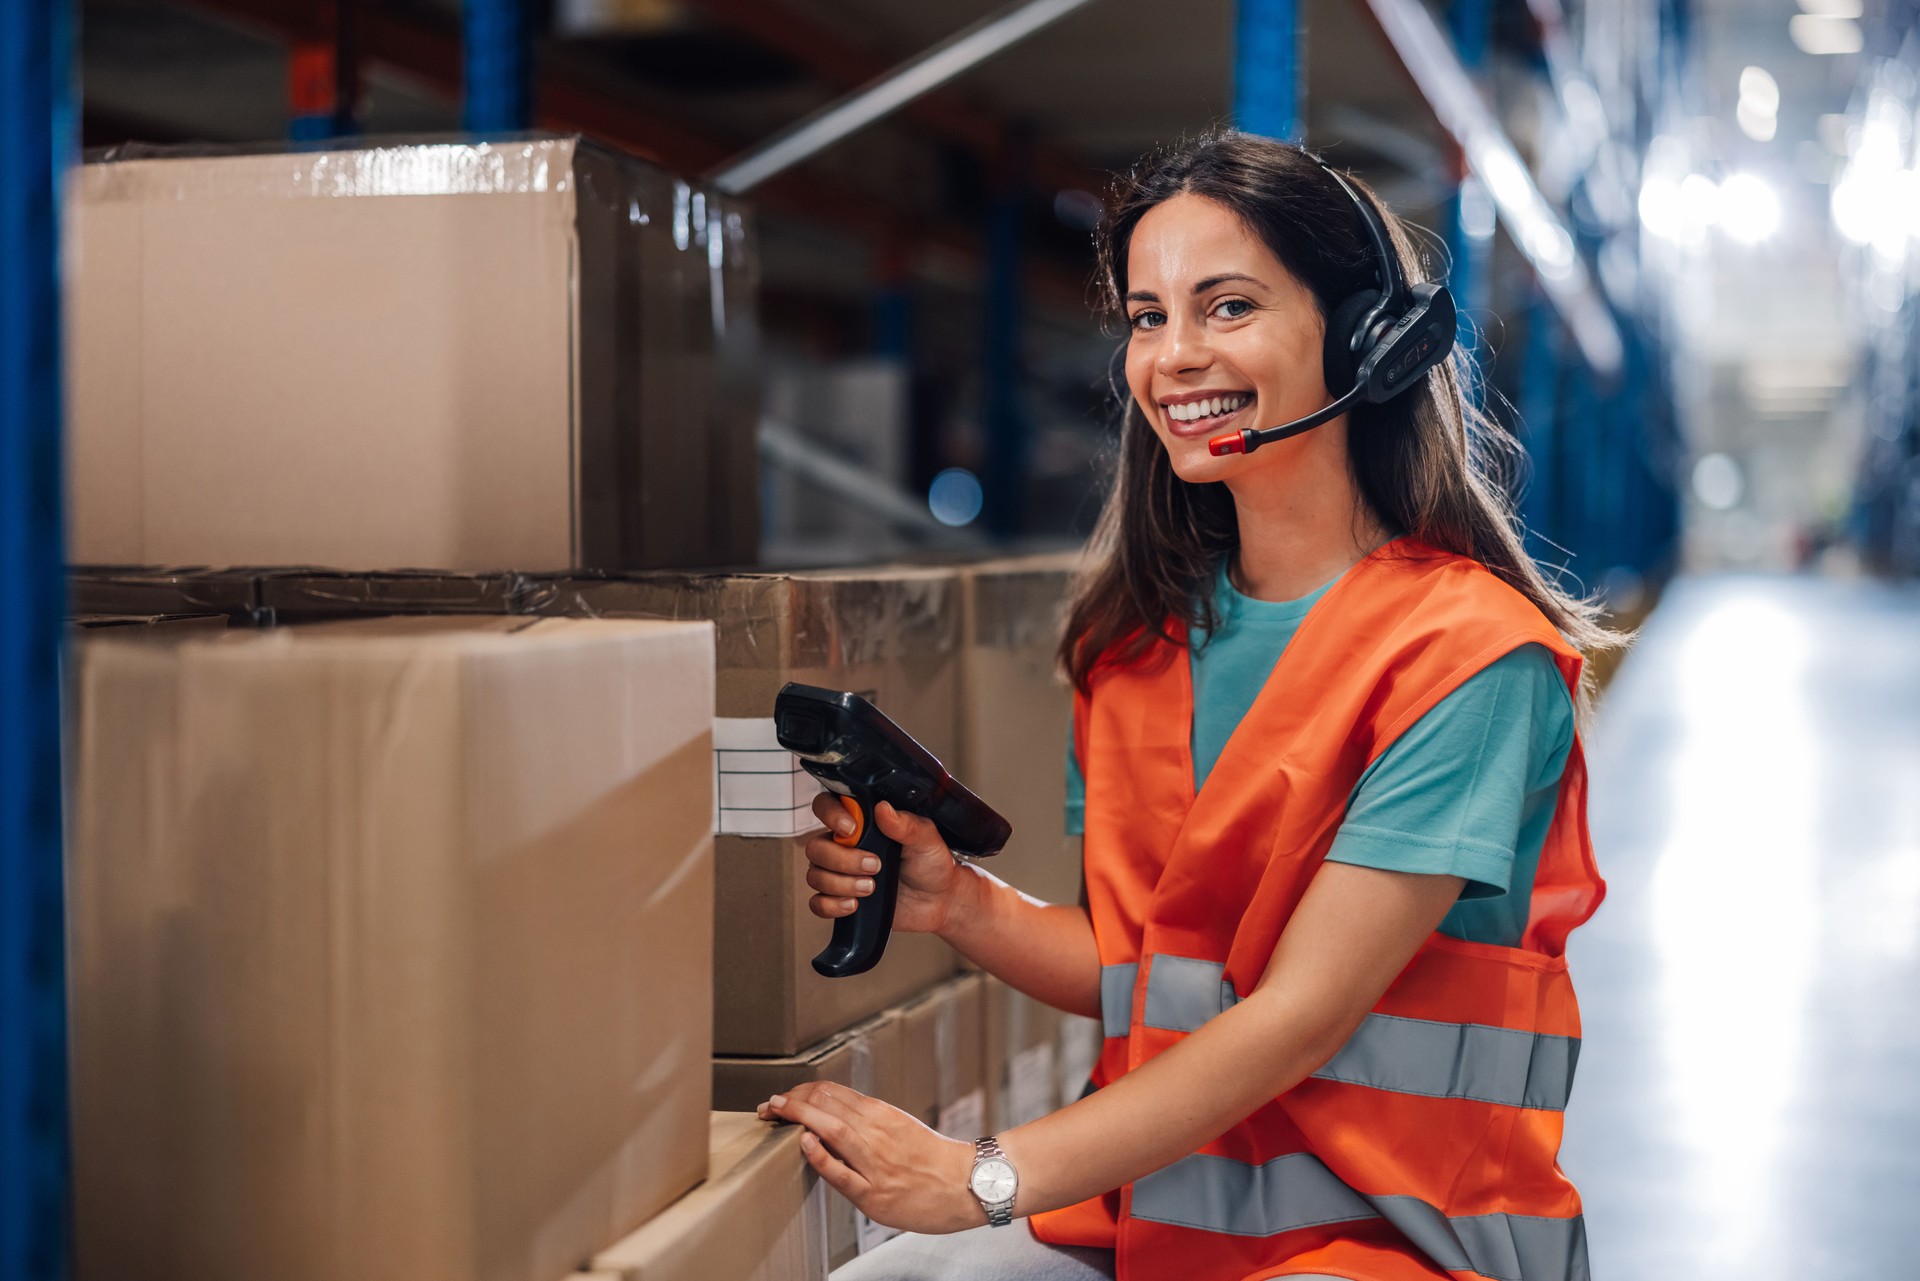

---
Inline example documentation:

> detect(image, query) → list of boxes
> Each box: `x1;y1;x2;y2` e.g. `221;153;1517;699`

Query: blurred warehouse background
6;0;1920;1278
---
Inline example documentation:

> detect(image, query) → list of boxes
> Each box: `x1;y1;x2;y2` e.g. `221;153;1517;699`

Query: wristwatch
969;1136;1019;1227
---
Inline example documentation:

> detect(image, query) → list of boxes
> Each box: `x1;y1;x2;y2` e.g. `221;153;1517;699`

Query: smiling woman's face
1123;192;1333;485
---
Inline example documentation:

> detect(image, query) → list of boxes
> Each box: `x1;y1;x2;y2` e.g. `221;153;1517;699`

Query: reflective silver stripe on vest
1130;1152;1375;1237
1141;955;1239;1032
1132;1153;1589;1281
1136;953;1579;1110
1100;963;1138;1039
1372;1197;1590;1281
1314;1012;1581;1112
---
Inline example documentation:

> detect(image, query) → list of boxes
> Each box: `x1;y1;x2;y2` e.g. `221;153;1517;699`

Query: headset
1207;157;1458;457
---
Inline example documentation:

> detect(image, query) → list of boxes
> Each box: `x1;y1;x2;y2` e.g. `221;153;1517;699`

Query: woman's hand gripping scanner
773;684;1011;978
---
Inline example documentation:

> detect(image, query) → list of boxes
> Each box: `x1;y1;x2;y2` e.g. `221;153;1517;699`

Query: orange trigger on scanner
831;795;866;847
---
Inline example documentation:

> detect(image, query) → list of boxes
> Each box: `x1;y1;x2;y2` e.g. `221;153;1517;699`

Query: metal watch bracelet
971;1135;1016;1227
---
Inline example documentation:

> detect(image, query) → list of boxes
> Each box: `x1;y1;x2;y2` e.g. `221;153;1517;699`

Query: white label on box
857;1211;902;1254
1007;1043;1056;1130
937;1088;986;1141
712;717;825;836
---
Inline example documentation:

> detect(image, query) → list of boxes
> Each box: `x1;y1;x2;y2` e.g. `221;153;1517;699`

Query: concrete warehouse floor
1565;572;1920;1279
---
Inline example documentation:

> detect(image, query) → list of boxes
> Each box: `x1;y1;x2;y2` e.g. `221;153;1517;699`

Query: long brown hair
1059;131;1624;703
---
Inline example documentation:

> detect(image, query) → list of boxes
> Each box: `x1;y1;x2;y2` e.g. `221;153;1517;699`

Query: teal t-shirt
1065;561;1575;948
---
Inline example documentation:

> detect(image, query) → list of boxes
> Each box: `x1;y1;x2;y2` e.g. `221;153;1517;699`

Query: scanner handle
810;792;903;978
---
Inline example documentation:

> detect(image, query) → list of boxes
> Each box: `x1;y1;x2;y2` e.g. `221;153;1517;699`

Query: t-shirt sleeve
1325;643;1575;900
1065;704;1086;836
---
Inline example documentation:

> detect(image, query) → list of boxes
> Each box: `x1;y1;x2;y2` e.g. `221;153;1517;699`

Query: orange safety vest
1030;541;1603;1281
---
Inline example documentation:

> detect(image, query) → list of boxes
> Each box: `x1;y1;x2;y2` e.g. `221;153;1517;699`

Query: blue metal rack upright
464;0;532;133
1;1;73;1279
1235;0;1301;141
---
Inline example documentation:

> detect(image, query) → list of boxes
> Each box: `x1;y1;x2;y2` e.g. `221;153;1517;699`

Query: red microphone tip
1208;432;1246;457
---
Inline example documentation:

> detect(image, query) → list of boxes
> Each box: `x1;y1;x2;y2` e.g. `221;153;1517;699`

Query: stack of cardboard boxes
63;139;1096;1281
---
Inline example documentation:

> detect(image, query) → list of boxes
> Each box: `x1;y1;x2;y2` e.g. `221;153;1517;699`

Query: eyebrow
1125;273;1264;305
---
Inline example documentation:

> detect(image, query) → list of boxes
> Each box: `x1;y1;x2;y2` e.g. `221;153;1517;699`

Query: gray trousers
831;1223;1115;1281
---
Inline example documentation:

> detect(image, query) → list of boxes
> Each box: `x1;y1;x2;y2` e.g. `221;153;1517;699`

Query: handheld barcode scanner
774;683;1011;978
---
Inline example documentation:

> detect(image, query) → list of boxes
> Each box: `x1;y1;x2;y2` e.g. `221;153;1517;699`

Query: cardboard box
713;974;985;1268
984;978;1066;1133
857;974;989;1257
587;1113;828;1281
546;566;964;1055
894;973;989;1140
67;136;757;573
958;555;1084;907
713;1009;901;1268
69;617;717;1281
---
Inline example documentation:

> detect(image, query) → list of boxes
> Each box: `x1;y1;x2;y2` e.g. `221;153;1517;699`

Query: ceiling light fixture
1790;14;1865;55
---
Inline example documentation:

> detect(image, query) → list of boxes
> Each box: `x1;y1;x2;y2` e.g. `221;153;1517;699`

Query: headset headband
1315;159;1409;312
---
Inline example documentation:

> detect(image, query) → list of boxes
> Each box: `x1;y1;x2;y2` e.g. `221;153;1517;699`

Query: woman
760;131;1614;1281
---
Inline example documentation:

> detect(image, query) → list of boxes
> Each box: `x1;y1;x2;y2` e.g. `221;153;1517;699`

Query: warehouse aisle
1563;574;1920;1279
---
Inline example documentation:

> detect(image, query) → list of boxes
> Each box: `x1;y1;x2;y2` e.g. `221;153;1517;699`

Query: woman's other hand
757;1082;983;1235
801;793;971;935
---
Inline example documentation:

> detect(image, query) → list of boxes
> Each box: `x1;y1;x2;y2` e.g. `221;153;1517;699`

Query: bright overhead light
1638;175;1681;240
1678;173;1721;242
1739;66;1780;115
1718;173;1781;244
1738;100;1779;141
1790;14;1864;55
1797;0;1862;17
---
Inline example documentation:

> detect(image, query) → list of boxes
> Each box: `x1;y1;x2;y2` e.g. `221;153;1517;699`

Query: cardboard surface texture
549;566;964;1054
69;617;716;1281
959;555;1084;908
588;1113;828;1281
67;137;758;572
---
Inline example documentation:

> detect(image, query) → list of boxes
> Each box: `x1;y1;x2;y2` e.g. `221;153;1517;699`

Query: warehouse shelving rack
1;1;73;1278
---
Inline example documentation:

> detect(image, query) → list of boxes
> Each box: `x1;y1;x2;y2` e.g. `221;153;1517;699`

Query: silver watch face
971;1157;1017;1204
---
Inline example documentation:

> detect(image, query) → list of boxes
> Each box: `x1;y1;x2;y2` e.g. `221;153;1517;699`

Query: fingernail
840;898;857;911
855;878;874;895
834;816;853;834
860;856;881;873
769;1094;787;1108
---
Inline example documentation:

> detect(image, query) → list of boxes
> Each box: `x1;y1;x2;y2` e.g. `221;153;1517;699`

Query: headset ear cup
1323;290;1382;394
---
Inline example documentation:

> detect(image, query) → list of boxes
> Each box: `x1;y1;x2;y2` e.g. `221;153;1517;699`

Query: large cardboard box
69;617;717;1281
66;136;758;573
959;554;1084;907
547;566;964;1055
586;1113;828;1281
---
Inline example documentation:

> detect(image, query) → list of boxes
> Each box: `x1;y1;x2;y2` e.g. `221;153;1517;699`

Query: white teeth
1165;394;1248;421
